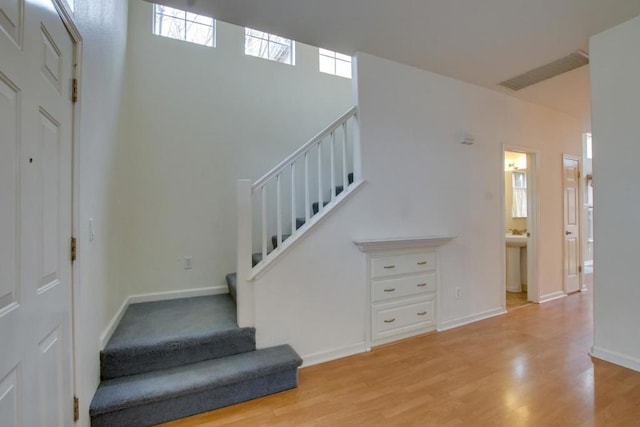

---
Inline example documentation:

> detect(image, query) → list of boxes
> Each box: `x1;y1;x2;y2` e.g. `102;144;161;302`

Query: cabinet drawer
372;273;436;302
373;298;435;335
371;252;435;278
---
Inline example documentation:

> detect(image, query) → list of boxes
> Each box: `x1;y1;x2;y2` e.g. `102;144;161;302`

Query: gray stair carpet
225;273;237;302
90;344;302;427
101;295;255;379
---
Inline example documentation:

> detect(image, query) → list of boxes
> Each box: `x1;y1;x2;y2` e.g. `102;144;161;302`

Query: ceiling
153;0;640;128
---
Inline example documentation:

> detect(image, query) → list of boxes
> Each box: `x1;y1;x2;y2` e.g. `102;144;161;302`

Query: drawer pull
384;288;396;293
383;265;396;269
417;283;427;287
417;261;428;265
384;318;396;323
417;312;428;316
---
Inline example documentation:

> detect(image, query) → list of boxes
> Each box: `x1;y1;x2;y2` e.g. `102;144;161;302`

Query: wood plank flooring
161;292;640;426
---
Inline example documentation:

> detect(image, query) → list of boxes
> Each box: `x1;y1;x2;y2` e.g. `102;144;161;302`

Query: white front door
0;0;75;425
563;155;581;294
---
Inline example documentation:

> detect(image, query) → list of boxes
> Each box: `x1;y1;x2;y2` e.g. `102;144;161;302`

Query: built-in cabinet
354;236;454;347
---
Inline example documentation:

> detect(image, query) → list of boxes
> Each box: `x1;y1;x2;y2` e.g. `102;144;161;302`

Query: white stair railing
236;106;362;326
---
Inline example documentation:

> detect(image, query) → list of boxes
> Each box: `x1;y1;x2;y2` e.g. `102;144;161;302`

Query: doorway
563;154;582;294
503;147;539;310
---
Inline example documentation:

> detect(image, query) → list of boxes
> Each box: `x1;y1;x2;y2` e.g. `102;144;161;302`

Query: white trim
502;145;541;305
372;325;437;347
538;291;567;303
127;285;227;304
591;346;640;372
437;307;506;332
563;153;583;295
50;0;83;411
300;342;367;367
99;298;129;351
354;236;455;253
249;180;366;281
99;286;228;349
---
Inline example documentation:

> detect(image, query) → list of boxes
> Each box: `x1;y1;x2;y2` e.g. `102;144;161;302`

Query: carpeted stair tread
252;252;263;266
101;295;255;379
225;273;237;302
271;234;292;249
105;295;237;350
312;200;330;215
90;345;302;419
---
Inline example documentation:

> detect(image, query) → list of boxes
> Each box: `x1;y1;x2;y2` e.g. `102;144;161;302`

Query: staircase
90;107;362;425
89;293;302;426
235;106;363;327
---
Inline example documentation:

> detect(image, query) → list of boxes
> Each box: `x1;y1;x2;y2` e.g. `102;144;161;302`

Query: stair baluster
236;106;362;327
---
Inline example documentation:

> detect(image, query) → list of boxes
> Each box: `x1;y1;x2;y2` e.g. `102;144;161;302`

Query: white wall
115;1;352;296
590;15;640;371
252;53;582;363
72;0;128;425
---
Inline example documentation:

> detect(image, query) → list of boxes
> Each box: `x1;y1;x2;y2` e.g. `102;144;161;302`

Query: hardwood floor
162;292;640;426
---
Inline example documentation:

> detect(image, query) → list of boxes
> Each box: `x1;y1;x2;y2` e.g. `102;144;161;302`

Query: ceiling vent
499;50;589;91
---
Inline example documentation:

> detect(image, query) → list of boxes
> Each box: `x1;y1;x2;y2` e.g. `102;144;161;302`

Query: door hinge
71;237;77;262
579;265;582;273
71;78;78;103
73;396;79;422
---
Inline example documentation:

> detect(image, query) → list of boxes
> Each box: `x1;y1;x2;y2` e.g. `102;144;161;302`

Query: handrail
252;106;357;191
236;105;362;326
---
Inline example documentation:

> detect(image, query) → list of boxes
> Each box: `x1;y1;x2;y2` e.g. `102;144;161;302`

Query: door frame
501;145;541;305
50;0;83;412
562;153;583;294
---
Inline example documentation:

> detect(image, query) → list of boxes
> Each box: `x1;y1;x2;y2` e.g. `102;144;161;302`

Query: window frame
512;171;527;218
152;4;216;48
244;28;295;65
319;49;352;79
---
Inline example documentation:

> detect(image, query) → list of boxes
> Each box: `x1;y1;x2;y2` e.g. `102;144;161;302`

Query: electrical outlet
455;287;462;299
183;257;192;269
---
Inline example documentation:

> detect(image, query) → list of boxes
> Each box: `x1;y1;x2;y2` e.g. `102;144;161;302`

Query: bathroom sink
505;235;528;248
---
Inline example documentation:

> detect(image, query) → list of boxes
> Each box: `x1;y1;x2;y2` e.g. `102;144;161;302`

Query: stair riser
100;328;256;380
90;369;299;427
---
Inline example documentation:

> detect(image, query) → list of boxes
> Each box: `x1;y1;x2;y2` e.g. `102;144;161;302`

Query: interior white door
0;0;75;426
563;155;581;294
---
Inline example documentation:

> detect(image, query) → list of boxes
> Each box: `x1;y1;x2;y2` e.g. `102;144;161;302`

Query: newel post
236;179;255;327
352;109;363;182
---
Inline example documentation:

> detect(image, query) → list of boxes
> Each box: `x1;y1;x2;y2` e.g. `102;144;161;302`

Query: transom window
319;49;352;79
245;28;295;65
153;4;215;47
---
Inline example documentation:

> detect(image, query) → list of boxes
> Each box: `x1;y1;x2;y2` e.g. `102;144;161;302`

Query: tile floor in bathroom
506;291;530;310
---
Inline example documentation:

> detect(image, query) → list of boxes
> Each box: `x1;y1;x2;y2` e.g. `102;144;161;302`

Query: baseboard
300;342;367;368
127;285;228;305
538;291;566;303
99;285;228;349
100;298;130;350
437;307;506;332
591;346;640;372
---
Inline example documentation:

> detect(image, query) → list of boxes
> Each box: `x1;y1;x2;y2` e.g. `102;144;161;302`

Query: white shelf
354;236;455;253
